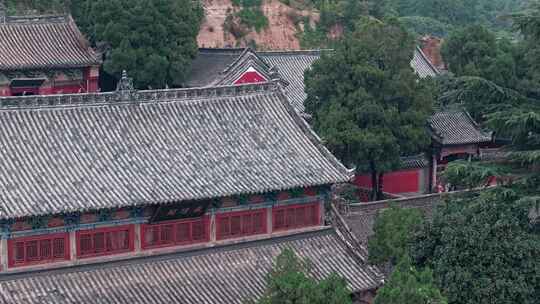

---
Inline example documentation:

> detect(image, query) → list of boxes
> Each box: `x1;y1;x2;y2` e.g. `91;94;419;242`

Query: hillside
198;0;319;50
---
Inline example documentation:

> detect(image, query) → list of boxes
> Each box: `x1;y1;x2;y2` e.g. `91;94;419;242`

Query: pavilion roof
429;111;492;146
0;15;100;71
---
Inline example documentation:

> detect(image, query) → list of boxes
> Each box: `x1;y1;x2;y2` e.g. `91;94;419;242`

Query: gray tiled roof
0;15;100;71
0;229;382;303
212;49;280;86
400;154;429;169
258;50;323;113
429;111;492;145
0;82;351;219
186;48;438;114
185;48;246;87
411;47;439;78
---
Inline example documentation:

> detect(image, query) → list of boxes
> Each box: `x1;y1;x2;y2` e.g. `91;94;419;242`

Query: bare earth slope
198;0;318;50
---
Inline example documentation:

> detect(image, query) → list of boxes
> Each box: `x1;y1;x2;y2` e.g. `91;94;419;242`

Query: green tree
441;25;518;88
411;190;540;304
511;0;540;99
72;0;203;89
304;17;433;200
368;205;424;265
436;75;525;122
374;257;447;304
256;248;352;304
401;0;480;26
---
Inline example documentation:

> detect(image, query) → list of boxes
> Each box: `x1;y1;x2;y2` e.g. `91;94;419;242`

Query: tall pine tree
305;17;433;200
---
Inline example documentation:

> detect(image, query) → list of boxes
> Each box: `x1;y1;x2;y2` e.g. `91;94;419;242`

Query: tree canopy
374;257;447;304
411;190;540;304
304;17;433;200
5;0;203;90
71;0;203;90
256;248;352;304
441;25;519;88
368;205;424;265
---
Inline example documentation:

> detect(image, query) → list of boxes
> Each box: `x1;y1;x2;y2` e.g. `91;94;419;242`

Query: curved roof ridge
221;47;271;74
0;13;100;70
0;81;282;110
2;14;68;24
258;49;331;56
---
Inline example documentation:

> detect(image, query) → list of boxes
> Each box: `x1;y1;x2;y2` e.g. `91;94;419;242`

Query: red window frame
76;225;134;259
141;216;209;250
272;203;320;231
216;209;267;240
8;233;70;268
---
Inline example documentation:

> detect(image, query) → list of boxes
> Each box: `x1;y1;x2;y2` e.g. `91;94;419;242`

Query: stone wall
342;189;479;243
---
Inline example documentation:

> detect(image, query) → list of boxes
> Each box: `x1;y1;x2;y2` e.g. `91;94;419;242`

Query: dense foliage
439;1;540;193
291;0;529;49
441;25;519;88
304;17;432;200
73;0;203;89
368;206;424;265
256;248;352;304
411;190;540;304
368;206;445;303
374;257;447;304
6;0;203;90
231;0;268;33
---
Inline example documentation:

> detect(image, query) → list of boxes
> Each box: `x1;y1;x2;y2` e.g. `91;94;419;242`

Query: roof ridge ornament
115;70;136;101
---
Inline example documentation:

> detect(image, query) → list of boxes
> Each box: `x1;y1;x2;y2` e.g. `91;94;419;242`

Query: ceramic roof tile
429;111;492;145
0;229;382;303
0;15;100;71
411;47;439;78
0;82;351;219
186;48;439;114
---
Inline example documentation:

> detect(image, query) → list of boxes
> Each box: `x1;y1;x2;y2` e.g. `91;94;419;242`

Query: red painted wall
0;86;11;96
234;71;267;85
355;169;421;194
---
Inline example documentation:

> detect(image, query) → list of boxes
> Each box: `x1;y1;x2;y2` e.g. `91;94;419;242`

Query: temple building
0;77;382;303
186;47;472;196
428;111;493;189
0;12;100;96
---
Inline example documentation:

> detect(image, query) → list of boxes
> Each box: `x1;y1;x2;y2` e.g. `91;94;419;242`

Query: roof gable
0;82;351;219
411;46;440;78
0;15;100;71
429;111;492;145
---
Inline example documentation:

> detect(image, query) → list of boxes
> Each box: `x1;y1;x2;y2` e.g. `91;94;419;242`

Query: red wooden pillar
85;66;100;93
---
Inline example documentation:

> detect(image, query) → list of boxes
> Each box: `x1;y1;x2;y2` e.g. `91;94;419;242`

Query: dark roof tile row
0;15;100;71
0;229;382;303
429;111;492;145
0;82;351;219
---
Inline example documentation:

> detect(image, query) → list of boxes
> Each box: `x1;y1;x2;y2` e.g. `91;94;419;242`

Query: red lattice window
8;233;70;267
216;209;266;240
76;225;134;258
141;217;209;250
273;203;320;231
